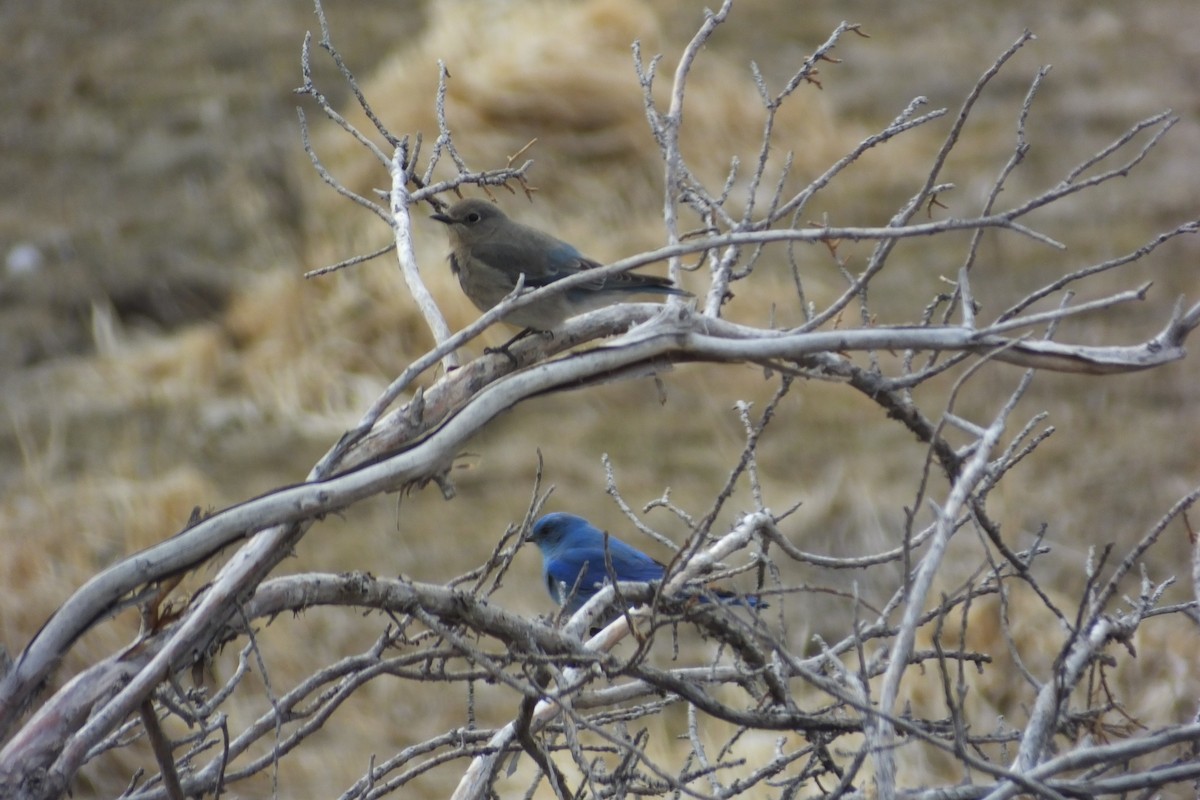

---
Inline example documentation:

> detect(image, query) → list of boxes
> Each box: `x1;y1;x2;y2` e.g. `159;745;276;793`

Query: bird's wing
603;542;668;583
544;554;603;594
472;240;682;295
554;258;685;296
555;538;664;585
471;240;590;286
578;269;680;294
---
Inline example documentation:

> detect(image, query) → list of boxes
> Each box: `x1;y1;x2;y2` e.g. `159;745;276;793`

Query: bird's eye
466;212;481;223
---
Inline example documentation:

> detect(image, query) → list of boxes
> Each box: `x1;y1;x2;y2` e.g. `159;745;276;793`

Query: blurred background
1;0;1198;796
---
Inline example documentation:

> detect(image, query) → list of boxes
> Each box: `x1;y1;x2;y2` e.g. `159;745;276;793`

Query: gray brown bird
432;199;688;331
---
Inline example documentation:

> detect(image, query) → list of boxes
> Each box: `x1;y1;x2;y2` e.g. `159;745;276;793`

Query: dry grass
1;0;1198;797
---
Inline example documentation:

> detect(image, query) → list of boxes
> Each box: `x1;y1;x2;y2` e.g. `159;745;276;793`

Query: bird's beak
431;213;453;225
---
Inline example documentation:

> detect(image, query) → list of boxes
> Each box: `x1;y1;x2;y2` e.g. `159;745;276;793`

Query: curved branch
5;290;1196;749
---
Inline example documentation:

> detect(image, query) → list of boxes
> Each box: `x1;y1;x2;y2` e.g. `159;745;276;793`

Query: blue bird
527;512;764;616
431;199;690;332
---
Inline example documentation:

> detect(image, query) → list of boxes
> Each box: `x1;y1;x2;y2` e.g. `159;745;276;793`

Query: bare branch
3;8;1197;800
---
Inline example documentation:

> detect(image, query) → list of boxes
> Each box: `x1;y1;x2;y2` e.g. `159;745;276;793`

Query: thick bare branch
3;6;1197;800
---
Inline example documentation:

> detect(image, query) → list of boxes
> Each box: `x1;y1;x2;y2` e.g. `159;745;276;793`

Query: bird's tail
706;589;768;609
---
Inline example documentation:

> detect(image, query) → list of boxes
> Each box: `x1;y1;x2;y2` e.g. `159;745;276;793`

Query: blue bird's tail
704;589;768;609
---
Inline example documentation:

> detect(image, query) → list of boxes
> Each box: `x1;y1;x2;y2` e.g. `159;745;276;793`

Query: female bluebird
528;512;764;615
431;200;689;331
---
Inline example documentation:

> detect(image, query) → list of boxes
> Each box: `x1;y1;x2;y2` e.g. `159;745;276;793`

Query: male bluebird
431;199;689;331
528;512;763;616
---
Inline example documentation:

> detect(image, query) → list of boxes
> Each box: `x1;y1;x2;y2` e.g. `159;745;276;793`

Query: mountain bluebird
431;199;689;331
528;512;764;616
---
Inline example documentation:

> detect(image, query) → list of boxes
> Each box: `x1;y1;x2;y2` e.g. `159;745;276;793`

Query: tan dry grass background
1;0;1199;797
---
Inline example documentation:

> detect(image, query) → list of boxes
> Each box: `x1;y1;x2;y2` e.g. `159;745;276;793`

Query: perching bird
527;512;764;616
431;199;689;331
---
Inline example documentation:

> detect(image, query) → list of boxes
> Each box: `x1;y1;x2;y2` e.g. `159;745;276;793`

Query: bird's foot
484;327;551;366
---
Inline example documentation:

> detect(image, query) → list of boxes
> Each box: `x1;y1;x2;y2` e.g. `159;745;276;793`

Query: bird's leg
484;327;552;365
